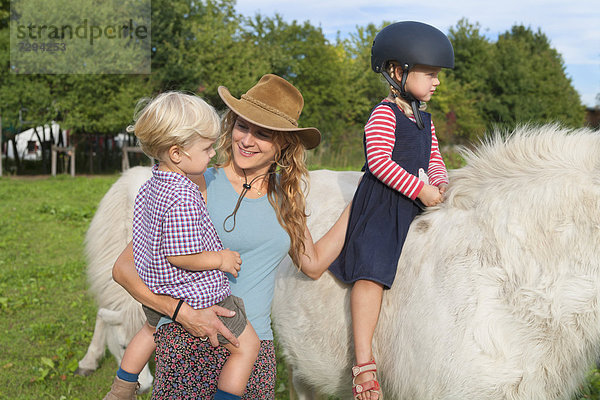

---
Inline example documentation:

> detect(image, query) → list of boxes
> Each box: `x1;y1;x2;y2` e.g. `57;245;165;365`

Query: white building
5;122;68;161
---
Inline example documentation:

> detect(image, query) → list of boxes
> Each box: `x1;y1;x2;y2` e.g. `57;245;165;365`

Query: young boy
104;92;260;400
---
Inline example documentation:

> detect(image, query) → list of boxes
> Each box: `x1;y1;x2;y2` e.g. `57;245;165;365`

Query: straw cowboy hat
218;74;321;150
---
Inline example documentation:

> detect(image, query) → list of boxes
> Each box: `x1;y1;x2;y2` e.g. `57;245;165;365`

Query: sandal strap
353;379;381;396
352;360;377;377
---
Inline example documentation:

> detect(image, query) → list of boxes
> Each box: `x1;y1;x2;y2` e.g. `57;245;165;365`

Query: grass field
1;173;600;400
0;172;297;400
0;174;123;399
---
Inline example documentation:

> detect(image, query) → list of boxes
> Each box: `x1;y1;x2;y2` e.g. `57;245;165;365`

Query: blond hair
217;110;309;267
387;62;427;115
127;91;220;160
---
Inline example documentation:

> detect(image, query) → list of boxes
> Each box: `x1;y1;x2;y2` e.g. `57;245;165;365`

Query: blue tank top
204;167;291;340
157;168;291;340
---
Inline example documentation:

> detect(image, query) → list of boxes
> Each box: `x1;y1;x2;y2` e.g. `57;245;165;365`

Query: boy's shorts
142;294;248;345
142;304;164;327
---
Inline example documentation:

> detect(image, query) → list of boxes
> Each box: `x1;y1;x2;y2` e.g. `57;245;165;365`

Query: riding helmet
371;21;455;73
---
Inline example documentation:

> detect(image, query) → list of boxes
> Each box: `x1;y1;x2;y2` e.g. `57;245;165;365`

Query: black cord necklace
223;169;270;232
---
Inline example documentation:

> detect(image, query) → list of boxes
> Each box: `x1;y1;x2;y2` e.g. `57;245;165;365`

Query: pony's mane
445;124;600;209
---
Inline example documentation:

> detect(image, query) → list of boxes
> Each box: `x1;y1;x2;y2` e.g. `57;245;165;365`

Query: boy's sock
214;389;241;400
116;367;139;383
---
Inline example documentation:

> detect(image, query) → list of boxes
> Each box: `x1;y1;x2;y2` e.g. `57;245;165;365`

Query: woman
112;74;350;398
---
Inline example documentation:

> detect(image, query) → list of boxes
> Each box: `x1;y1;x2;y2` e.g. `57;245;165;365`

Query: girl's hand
438;183;448;195
219;249;242;277
417;184;443;207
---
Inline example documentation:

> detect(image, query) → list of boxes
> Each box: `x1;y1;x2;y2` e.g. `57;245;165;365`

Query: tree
243;14;362;144
10;0;150;74
428;71;488;146
54;75;149;135
0;0;589;174
149;0;263;107
432;19;490;144
439;21;585;143
341;23;389;126
485;25;585;128
0;23;58;171
447;19;493;94
243;17;329;127
192;1;270;107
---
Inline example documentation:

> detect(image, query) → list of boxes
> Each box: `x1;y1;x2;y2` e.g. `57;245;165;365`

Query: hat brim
218;86;321;150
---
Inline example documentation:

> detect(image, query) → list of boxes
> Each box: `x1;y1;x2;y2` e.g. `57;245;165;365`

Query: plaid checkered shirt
132;165;230;309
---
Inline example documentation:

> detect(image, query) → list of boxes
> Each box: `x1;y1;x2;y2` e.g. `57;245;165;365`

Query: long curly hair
216;110;309;267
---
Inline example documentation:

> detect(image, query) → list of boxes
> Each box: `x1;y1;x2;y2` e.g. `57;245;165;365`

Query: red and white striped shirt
365;102;449;200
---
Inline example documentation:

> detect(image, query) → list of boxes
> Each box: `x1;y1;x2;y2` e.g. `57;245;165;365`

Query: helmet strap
410;100;425;130
399;64;409;93
381;65;425;130
381;69;404;97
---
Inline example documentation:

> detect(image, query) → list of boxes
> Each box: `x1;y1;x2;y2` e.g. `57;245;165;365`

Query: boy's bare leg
121;321;157;374
218;323;261;396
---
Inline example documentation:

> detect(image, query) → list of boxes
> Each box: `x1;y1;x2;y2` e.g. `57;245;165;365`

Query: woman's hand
177;303;239;347
112;242;240;347
298;201;351;280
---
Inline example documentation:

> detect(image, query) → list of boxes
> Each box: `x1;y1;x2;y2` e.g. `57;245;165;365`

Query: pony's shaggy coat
274;125;600;399
75;166;154;392
80;125;600;399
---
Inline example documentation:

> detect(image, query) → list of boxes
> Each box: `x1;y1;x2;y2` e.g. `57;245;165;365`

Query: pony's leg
290;365;329;400
137;362;154;393
75;311;107;376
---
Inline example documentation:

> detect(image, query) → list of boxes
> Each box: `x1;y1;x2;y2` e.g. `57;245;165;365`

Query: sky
235;0;600;108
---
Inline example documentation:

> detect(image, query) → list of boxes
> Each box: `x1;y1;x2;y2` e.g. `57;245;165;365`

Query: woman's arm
297;202;351;280
112;242;239;347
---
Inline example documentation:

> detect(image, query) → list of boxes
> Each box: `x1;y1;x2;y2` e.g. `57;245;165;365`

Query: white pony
273;124;600;399
75;167;153;392
79;124;600;399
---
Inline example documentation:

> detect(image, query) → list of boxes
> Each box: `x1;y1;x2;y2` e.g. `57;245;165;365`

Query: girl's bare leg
351;279;384;400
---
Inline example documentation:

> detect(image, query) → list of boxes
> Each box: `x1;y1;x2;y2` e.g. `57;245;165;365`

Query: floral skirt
152;323;276;399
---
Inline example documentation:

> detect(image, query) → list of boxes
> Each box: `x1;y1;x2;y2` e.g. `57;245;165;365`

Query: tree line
0;0;586;173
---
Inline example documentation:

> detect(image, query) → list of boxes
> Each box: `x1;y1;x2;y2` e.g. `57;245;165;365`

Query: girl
328;21;455;400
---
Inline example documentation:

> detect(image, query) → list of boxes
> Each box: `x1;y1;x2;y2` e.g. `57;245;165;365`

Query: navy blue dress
329;102;432;289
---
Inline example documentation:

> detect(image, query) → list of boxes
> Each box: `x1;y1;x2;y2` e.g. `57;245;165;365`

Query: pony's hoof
74;367;95;377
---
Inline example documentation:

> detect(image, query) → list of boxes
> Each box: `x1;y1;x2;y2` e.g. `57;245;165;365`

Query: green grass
0;174;120;399
1;173;599;400
0;174;294;400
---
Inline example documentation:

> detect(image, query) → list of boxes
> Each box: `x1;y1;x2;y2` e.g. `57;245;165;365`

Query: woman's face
231;116;278;175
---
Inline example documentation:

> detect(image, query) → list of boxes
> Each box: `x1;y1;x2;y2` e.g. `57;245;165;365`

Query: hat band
241;94;298;127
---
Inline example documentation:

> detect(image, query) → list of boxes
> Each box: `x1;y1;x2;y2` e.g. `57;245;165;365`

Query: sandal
352;359;382;399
